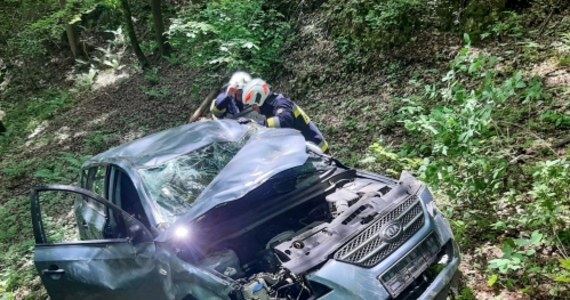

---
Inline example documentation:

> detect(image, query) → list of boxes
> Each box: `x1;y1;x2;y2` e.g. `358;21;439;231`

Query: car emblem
381;221;403;242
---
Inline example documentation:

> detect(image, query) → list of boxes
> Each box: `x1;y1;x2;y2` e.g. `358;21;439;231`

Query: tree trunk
59;0;80;58
188;89;218;123
150;0;171;57
120;0;149;68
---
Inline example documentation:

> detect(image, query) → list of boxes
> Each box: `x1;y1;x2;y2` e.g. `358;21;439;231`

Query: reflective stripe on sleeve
267;116;281;128
210;99;226;117
319;140;329;153
293;105;311;124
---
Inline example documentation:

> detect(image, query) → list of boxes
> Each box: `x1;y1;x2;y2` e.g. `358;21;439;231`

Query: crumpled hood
126;120;308;241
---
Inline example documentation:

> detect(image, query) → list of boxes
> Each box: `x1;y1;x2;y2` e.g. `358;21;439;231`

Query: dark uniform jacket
210;85;244;119
259;93;329;153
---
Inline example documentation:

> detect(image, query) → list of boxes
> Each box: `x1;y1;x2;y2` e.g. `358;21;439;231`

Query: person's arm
210;90;232;118
264;107;294;128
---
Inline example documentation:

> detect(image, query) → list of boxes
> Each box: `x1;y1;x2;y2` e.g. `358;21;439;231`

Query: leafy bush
362;36;570;295
5;0;120;59
481;11;524;39
488;231;543;275
526;159;570;230
166;0;291;77
392;36;547;205
323;0;481;67
360;142;423;177
325;0;428;51
6;9;66;58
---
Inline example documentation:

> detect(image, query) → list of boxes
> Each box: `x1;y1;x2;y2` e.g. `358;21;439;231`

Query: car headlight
173;225;192;240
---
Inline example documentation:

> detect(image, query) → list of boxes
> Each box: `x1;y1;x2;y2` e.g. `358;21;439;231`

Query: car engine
194;177;398;300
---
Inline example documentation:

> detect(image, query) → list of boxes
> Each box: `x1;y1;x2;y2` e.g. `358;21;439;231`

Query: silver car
31;120;459;300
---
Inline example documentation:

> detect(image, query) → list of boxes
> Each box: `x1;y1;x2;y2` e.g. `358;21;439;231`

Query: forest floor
1;4;570;300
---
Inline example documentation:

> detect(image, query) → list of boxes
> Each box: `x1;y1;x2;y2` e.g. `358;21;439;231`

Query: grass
0;88;73;155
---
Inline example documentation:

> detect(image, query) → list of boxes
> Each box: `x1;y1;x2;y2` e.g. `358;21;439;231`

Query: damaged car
31;120;460;300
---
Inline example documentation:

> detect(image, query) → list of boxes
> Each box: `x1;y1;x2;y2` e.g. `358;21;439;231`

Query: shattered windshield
139;140;246;222
135;124;315;228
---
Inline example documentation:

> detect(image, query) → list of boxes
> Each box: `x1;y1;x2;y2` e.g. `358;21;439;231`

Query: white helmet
242;78;271;107
228;71;252;89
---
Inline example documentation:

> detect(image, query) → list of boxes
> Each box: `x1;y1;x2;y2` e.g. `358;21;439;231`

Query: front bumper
307;205;460;300
418;241;460;300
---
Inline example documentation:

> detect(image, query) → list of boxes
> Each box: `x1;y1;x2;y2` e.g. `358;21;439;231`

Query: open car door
31;185;171;300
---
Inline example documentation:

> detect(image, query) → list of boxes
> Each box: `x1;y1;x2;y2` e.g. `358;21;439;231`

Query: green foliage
92;27;126;71
360;142;423;177
0;88;73;154
457;287;477;300
73;66;98;92
526;159;570;230
1;159;37;179
144;67;161;85
71;27;126;92
488;231;543;274
6;9;66;58
362;38;569;294
0;195;36;298
166;0;291;77
326;0;428;52
555;258;570;283
34;153;90;183
83;131;118;153
4;0;120;59
323;0;461;68
479;11;524;41
397;41;539;160
541;112;570;129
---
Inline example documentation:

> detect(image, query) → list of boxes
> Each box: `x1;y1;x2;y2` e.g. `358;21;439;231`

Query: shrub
325;0;428;52
362;37;569;295
166;0;291;78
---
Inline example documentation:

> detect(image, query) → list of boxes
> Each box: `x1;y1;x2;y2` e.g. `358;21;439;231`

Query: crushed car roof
85;120;310;227
86;120;251;168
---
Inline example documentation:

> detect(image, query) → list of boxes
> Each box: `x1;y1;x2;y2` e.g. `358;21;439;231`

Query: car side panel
34;241;171;300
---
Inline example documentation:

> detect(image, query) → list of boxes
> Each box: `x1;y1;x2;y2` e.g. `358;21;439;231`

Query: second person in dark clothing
210;71;251;119
241;78;329;153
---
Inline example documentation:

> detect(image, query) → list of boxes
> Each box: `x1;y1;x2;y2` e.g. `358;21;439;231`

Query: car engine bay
186;175;417;300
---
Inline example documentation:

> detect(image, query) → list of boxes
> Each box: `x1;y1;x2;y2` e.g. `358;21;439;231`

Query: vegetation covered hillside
1;0;569;299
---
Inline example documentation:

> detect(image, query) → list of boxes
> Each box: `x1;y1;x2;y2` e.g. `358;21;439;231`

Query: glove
237;117;252;124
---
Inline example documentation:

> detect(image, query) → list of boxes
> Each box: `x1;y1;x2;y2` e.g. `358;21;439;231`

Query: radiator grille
334;196;425;267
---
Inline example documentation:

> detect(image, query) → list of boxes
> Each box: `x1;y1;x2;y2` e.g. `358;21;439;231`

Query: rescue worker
210;71;252;119
241;78;329;153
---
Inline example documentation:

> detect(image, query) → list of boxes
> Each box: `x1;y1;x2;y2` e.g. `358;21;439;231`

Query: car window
81;165;107;207
89;166;107;197
111;168;151;229
34;188;144;244
36;190;105;243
